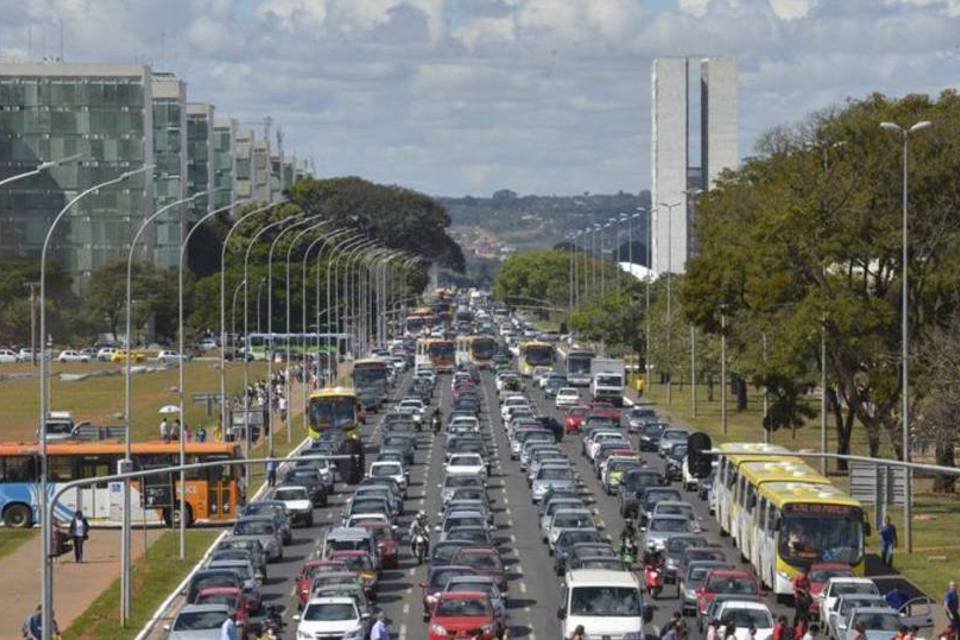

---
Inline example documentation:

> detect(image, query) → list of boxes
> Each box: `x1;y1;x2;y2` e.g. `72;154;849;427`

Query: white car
444;453;487;478
819;577;880;628
500;396;530;421
369;460;408;495
555;388;581;409
586;432;629;461
16;348;34;362
0;348;18;363
714;600;775;640
397;398;425;423
271;485;314;527
57;349;90;363
96;347;117;361
198;338;218;350
157;350;184;364
294;597;367;640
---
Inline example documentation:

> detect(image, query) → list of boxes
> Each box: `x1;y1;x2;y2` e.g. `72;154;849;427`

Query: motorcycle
252;604;285;639
643;552;664;599
414;532;429;564
432;416;442;435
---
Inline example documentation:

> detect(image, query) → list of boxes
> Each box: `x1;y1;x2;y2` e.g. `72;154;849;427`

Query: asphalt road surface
156;367;794;639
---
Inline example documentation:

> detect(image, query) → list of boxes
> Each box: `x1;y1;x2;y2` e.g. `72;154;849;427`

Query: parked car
57;349;90;363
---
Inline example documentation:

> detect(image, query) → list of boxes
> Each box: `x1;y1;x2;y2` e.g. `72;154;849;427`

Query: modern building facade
0;63;154;287
186;102;214;221
233;127;254;200
650;56;738;274
151;72;187;269
213;117;236;210
252;137;271;203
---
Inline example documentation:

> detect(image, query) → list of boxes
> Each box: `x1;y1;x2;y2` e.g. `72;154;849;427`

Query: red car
565;406;590;433
194;586;250;627
359;521;400;569
295;559;346;608
330;550;379;600
588;401;621;422
427;592;498;640
808;563;853;613
450;547;508;593
695;569;760;617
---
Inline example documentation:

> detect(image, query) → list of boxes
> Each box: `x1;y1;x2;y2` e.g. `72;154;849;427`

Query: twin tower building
651;56;738;275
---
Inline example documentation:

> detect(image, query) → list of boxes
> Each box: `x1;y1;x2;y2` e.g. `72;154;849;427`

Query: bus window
746;484;757;511
48;456;76;482
78;455;117;489
725;466;737;490
0;456;37;482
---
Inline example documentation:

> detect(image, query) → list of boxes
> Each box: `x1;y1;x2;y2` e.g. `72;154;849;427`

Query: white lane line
403;603;411;615
507;518;513;526
399;623;407;640
408;567;416;576
520;582;527;594
510;534;516;544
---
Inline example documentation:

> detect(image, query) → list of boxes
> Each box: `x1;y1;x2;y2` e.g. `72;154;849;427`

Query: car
829;594;891;640
420;565;479;622
193;587;250;629
839;607;902;640
271;485;314;527
624;406;658;433
652;501;701;533
658;428;690;457
358;521;400;569
157;349;185;364
531;464;578;503
564;406;590;433
198;338;218;350
818;578;881;627
443;576;508;638
601;456;643;494
558;569;648;640
539;497;587;541
445;453;487;479
643;514;695;551
427;591;498;640
680;560;733;613
547;508;597;549
638;487;683;525
165;604;232;640
57;349;89;363
205;558;263;612
807;563;854;614
552;529;607;575
368;460;408;496
283;467;329;507
16;348;35;362
713;599;775;640
214;538;267;581
438;510;490;541
329;550;379;600
638;421;669;451
450;547;508;593
294;596;368;640
231;516;284;562
185;569;244;604
695;570;761;627
96;347;117;361
618;468;666;517
240;501;293;544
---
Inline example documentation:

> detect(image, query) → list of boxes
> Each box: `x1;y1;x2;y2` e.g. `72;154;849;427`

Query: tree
915;316;960;492
492;250;571;310
682;91;960;463
84;260;178;343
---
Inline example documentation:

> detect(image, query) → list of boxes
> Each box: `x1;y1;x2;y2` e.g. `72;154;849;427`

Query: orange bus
0;440;243;528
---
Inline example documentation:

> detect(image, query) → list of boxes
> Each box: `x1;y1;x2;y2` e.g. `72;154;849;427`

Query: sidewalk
1;528;163;640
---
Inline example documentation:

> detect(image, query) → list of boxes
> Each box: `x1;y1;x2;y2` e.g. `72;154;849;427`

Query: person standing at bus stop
68;510;89;563
881;516;898;567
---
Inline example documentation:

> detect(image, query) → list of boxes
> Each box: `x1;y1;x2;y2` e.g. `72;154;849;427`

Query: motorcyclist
620;535;638;564
431;407;442;434
409;511;430;561
643;545;664;568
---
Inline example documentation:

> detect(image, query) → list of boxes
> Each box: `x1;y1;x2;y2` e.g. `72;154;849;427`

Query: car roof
305;596;359;606
717;600;771;611
327;527;373;539
705;569;754;579
178;604;231;614
565;569;641;587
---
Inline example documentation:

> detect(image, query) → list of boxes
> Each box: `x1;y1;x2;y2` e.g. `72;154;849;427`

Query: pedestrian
183;423;192;442
773;615;788;640
22;604;58;640
279;395;288;423
794;568;812;628
570;625;586;640
707;619;722;640
214;422;223;442
723;621;737;640
196;424;207;443
68;509;90;563
219;609;238;640
266;459;277;487
748;624;758;640
945;582;959;640
851;622;867;640
172;419;181;441
881;515;898;567
160;417;170;443
801;623;819;640
887;585;910;612
370;611;390;640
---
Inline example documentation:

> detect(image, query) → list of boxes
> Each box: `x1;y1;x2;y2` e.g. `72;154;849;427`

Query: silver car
840;607;901;640
546;508;596;550
165;604;230;639
531;464;578;503
642;514;694;551
231;516;283;562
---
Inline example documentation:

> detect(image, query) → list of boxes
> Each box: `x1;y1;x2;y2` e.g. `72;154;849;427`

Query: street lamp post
39;164;151;640
325;235;367;385
880;119;931;553
0;153;82;188
310;230;358;391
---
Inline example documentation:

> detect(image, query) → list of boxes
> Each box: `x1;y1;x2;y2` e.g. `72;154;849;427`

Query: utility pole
26;282;40;366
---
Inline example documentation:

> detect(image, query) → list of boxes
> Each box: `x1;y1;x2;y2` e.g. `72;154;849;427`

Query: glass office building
152;73;187;269
213;117;236;210
0;63;154;288
186;102;214;221
234;127;253;200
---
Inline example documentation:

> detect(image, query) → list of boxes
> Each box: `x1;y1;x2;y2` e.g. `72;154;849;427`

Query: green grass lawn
61;529;222;640
0;528;37;560
638;379;960;598
0;360;269;442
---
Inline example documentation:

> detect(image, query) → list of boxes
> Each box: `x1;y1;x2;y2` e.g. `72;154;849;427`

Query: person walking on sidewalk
68;510;90;563
945;582;959;640
881;516;898;568
266;459;277;487
22;604;59;640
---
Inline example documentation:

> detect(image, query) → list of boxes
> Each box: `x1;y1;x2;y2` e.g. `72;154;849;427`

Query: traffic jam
162;297;935;640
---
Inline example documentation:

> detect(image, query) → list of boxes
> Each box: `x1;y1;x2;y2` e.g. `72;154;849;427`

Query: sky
2;0;959;196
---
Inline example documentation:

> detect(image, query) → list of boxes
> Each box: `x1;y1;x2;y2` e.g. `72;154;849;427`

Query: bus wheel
3;504;33;528
165;505;193;528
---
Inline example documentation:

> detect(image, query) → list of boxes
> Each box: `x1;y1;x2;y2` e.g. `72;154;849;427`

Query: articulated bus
307;387;363;440
517;341;556;377
245;332;352;362
713;443;866;595
404;308;436;337
352;358;389;411
0;441;243;529
564;347;596;386
416;338;455;373
455;335;498;369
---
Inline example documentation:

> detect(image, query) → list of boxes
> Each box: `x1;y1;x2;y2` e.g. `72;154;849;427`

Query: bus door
203;458;233;522
76;455;115;520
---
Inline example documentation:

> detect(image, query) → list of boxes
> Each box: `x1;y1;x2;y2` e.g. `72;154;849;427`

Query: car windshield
328;539;366;552
562;531;601;545
450;583;497;598
658;505;694;517
447;516;484;529
234;520;273;536
570;586;642;616
623;472;660;490
197;594;235;607
539;468;574;481
642;424;666;436
689;565;726;583
274;487;307;501
303;603;358;621
810;568;853;583
666;537;707;554
663;430;687;441
458;553;501;570
431;569;473;588
338;555;373;571
446;477;482;489
853;613;901;631
721;608;774;628
436;598;491;617
650;518;691;533
645;491;681;506
351;500;385;513
555;513;593;528
173;610;228;630
372;465;401;477
706;576;758;595
834;582;878;596
452;455;483;466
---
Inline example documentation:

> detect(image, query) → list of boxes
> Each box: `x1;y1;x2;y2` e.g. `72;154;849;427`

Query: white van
558;569;651;639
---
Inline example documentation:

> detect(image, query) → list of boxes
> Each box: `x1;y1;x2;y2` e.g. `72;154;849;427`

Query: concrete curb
133;434;312;640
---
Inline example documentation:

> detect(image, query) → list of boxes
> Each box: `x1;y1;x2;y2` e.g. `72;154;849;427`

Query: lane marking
520;582;527;594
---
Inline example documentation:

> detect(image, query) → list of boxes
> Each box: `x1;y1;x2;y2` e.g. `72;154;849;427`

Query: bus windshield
567;353;594;374
309;397;357;430
779;504;863;565
524;345;554;366
430;342;454;358
470;338;497;359
354;364;387;389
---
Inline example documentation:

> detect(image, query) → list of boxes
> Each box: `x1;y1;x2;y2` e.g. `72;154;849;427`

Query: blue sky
2;0;959;196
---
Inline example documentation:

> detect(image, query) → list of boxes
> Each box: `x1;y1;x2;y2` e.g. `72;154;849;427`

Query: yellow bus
517;341;555;377
416;338;455;373
307;387;363;440
714;443;790;539
455;335;498;369
752;481;865;594
734;461;831;564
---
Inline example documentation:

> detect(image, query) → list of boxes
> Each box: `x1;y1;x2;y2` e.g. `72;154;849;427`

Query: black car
637;422;668;450
553;529;607;575
662;535;710;583
617;468;664;517
664;443;688;481
564;542;618;573
282;467;329;507
185;569;243;604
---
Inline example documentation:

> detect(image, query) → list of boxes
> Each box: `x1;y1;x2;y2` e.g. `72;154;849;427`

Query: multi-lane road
155;367;793;639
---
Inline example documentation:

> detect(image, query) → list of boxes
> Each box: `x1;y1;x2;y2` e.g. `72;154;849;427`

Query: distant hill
438;189;651;254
